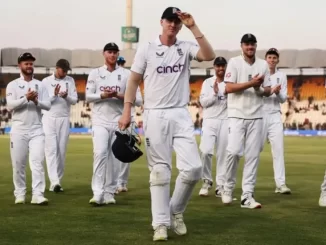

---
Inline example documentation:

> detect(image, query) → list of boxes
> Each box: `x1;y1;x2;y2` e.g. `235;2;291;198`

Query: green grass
1;136;326;245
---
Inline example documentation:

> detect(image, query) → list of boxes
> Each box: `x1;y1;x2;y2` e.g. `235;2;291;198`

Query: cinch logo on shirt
156;64;184;74
99;85;121;92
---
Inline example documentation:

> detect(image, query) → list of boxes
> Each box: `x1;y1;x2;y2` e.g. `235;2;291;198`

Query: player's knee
150;164;171;186
227;145;243;158
181;166;202;184
93;148;109;158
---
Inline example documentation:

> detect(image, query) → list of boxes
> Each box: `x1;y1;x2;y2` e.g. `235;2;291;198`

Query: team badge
118;75;121;81
226;72;231;78
66;82;68;91
248;74;252;81
177;48;183;56
277;78;280;84
35;84;38;92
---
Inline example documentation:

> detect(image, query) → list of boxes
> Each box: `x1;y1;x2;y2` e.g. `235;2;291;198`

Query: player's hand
177;11;196;29
213;80;219;94
101;90;117;99
26;88;37;101
271;84;281;95
251;74;264;88
118;113;131;130
59;91;68;98
54;84;61;96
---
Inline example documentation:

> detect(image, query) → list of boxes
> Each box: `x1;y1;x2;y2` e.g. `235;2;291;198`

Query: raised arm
66;78;78;105
6;82;28;111
199;79;216;108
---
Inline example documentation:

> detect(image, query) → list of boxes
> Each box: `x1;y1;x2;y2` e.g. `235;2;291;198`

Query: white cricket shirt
224;55;271;119
42;74;78;117
199;76;227;120
6;75;51;134
263;71;287;113
131;37;200;109
85;65;130;126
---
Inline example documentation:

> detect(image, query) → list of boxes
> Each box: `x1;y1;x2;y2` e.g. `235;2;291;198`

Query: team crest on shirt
277;78;280;84
156;52;164;58
118;74;121;81
248;74;252;81
226;72;231;78
177;48;183;56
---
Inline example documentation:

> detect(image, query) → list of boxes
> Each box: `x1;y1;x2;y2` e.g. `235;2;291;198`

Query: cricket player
320;172;326;207
118;7;215;241
6;52;51;205
116;86;143;193
86;42;130;206
263;48;291;194
42;59;77;193
198;56;228;197
221;33;271;209
117;56;126;67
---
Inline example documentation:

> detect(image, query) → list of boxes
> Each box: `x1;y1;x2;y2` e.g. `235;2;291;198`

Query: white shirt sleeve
6;82;28;111
276;73;288;103
86;69;101;103
66;78;78;105
262;62;272;87
130;43;148;75
224;59;237;83
199;79;217;108
188;42;200;61
37;83;51;110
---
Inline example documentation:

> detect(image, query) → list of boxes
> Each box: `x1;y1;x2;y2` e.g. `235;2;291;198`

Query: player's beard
21;68;34;77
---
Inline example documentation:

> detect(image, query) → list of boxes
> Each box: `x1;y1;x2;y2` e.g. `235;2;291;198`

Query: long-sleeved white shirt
85;65;131;126
42;74;78;117
263;70;287;113
6;75;51;134
199;76;227;120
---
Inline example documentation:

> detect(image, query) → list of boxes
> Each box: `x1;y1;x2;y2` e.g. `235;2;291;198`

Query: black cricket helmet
112;123;143;163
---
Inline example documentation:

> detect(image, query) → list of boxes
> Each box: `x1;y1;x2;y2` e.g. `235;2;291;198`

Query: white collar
155;36;181;46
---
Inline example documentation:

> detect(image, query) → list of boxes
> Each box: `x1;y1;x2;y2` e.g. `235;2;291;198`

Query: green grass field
1;135;326;245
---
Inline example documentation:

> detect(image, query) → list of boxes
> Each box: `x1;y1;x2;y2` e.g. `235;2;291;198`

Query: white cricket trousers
223;118;263;195
199;118;228;187
42;115;70;187
321;170;326;192
262;112;286;187
10;131;46;198
91;124;120;198
143;107;202;229
117;163;131;186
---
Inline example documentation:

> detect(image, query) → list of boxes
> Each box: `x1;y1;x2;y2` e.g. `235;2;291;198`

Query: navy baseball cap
56;59;71;71
103;42;119;52
214;56;227;66
241;33;257;44
18;52;36;63
265;48;279;57
161;7;181;20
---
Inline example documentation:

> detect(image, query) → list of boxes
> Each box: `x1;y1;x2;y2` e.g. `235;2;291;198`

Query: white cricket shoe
221;190;233;205
319;192;326;207
153;225;168;241
241;194;261;209
171;213;187;236
199;180;212;197
104;194;116;205
15;196;25;204
275;185;291;194
117;184;128;193
89;196;103;206
31;196;49;205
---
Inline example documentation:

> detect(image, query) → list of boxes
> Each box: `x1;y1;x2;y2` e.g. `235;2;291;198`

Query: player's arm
65;78;78;105
199;79;216;108
35;84;51;110
276;73;288;103
85;70;102;103
255;64;271;97
188;25;215;61
6;82;28;111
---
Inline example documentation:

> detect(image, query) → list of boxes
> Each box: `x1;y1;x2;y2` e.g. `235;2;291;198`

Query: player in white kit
6;53;51;205
116;86;143;193
42;59;77;193
118;7;215;241
221;34;271;209
320;172;326;206
262;48;291;194
198;57;228;197
86;42;130;206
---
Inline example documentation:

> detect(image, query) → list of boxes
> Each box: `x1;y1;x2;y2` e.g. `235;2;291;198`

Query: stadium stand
1;47;326;132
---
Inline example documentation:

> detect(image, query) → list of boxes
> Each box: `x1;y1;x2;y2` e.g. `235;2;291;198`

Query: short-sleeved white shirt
224;55;271;119
131;37;200;109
